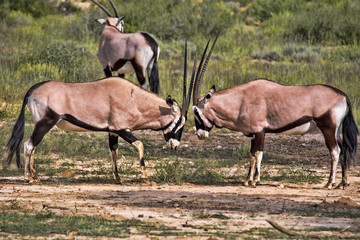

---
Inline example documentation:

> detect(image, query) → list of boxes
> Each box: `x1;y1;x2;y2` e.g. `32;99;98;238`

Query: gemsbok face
192;33;358;190
6;41;197;184
91;0;160;94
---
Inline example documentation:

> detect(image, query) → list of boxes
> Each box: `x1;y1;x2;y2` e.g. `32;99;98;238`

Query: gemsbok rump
6;40;199;183
192;34;358;189
91;0;160;94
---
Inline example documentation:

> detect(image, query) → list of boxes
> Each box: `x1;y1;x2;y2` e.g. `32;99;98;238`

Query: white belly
56;120;89;132
117;61;135;75
280;121;317;135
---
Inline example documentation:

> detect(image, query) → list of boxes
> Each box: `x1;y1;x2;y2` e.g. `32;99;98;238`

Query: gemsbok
192;33;358;189
91;0;160;94
6;40;198;183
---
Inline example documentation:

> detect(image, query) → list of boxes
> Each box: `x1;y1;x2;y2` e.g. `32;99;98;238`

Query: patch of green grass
299;210;360;219
272;165;323;184
242;227;293;239
0;209;185;238
153;158;189;184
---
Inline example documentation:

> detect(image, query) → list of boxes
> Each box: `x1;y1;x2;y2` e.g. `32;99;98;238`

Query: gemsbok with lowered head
6;40;198;183
91;0;160;94
192;33;358;189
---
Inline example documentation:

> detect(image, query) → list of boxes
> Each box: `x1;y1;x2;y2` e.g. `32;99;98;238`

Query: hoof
324;182;335;190
250;181;257;188
336;181;349;190
244;180;257;187
113;175;124;184
25;178;40;184
243;180;250;186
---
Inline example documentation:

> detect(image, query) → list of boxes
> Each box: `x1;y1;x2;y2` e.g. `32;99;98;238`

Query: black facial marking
193;108;213;132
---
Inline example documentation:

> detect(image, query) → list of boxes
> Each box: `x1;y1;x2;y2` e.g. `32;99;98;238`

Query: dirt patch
1;130;360;238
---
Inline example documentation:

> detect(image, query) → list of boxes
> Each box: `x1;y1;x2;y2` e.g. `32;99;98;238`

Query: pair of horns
91;0;120;18
193;30;220;105
182;30;220;116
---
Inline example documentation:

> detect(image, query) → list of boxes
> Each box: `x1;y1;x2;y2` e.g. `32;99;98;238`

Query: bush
0;0;56;19
284;1;360;45
245;0;301;23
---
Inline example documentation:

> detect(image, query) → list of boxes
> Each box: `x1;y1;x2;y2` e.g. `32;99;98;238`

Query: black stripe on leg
116;130;138;144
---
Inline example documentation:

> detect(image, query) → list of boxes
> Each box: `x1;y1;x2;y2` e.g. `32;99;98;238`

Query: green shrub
245;0;301;23
153;158;189;184
284;1;360;44
0;0;56;19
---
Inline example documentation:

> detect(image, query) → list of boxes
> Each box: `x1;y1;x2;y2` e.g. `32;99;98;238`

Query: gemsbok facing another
91;0;160;94
192;34;358;189
6;39;199;183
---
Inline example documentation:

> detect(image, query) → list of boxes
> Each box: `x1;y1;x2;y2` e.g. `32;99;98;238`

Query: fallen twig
266;219;322;239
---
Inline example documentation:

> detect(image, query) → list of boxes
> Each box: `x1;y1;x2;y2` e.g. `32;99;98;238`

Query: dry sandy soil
1;130;360;239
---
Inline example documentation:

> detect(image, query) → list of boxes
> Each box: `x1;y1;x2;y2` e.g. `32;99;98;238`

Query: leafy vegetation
0;0;359;119
0;209;184;238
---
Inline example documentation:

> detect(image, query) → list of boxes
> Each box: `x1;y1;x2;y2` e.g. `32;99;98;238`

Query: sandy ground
1;130;360;238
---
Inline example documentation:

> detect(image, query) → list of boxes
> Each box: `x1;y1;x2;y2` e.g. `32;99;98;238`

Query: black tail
342;98;359;168
6;81;48;168
149;47;160;94
7;97;28;168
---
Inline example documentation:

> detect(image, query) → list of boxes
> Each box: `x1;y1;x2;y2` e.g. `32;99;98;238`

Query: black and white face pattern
192;106;213;139
163;116;186;150
117;18;124;32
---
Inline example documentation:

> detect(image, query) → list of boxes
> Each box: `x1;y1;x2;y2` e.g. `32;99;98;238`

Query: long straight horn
181;39;187;116
109;0;120;17
192;30;221;105
91;0;113;17
192;38;210;105
184;51;197;116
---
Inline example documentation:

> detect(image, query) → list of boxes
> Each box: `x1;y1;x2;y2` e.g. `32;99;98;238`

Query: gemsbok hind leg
108;133;123;183
131;61;148;90
338;155;349;189
318;125;341;189
244;132;265;187
116;130;148;180
24;115;58;183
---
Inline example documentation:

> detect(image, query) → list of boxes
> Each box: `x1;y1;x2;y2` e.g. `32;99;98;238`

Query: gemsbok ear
205;87;214;103
95;19;107;25
166;95;173;106
166;95;178;113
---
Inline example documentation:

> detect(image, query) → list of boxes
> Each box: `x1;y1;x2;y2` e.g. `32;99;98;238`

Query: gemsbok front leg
244;132;265;187
116;130;147;180
108;133;122;183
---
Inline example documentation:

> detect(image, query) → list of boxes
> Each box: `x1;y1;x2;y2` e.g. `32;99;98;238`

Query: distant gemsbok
191;33;358;189
6;40;198;183
91;0;160;94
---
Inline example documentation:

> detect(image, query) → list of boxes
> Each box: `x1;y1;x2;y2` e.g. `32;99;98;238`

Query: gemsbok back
91;0;160;94
6;40;198;183
191;33;358;189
